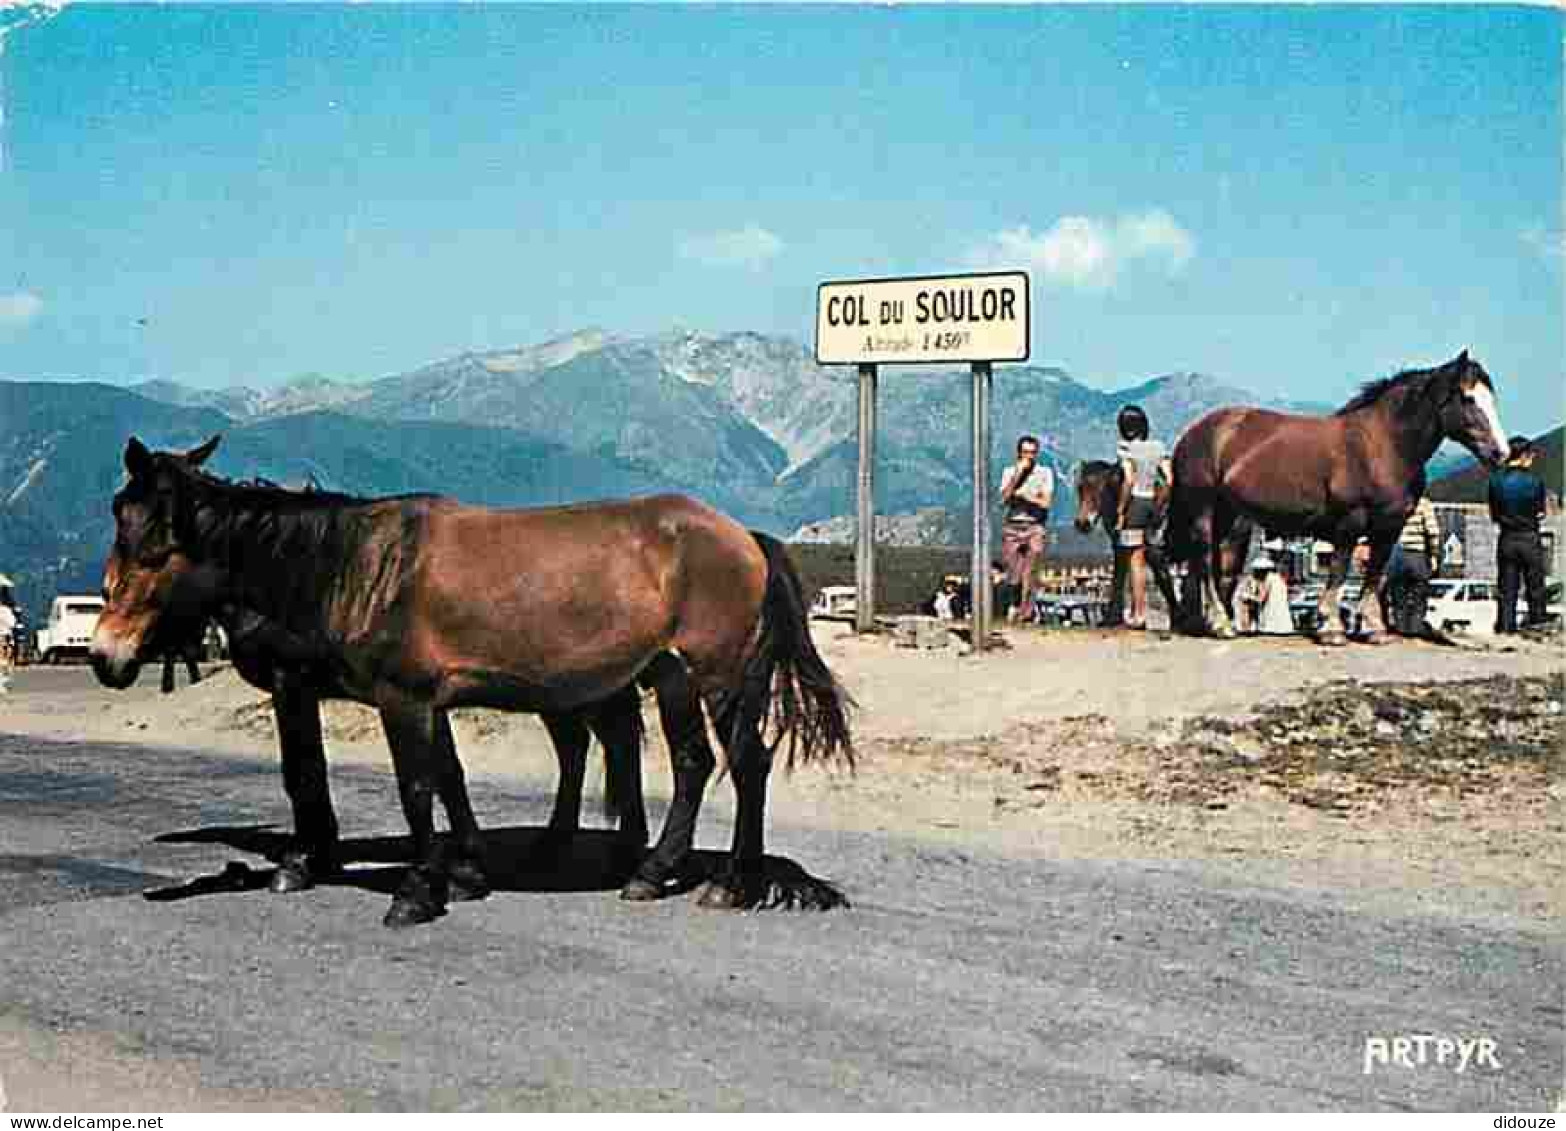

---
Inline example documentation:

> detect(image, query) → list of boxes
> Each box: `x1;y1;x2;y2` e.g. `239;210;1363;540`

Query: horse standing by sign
1163;351;1508;642
91;437;854;926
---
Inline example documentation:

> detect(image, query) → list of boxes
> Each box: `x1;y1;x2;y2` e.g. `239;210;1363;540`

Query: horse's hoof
695;879;747;910
1360;631;1393;647
447;866;491;903
620;876;665;902
448;881;490;903
382;896;444;929
1316;630;1348;647
269;857;315;894
1212;625;1237;640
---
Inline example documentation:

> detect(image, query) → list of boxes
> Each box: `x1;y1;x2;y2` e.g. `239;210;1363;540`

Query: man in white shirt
997;434;1054;624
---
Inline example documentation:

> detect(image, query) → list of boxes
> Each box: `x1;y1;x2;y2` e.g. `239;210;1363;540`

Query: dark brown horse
1163;351;1508;642
91;436;854;926
1072;460;1192;627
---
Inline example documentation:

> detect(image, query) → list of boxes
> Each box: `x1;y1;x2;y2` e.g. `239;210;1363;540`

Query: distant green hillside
1429;426;1564;504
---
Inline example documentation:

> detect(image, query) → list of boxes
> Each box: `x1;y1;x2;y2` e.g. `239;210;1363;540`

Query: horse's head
91;435;225;689
1073;460;1118;533
1439;351;1509;468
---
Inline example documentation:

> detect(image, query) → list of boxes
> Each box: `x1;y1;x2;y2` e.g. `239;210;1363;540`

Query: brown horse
91;436;854;926
1163;351;1508;642
1072;460;1199;627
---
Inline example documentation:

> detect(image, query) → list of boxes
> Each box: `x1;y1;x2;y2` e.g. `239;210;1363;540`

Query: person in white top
1247;554;1295;635
1114;405;1173;629
0;599;16;692
997;434;1055;624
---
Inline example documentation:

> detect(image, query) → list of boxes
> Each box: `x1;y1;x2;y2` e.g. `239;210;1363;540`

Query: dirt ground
4;622;1561;927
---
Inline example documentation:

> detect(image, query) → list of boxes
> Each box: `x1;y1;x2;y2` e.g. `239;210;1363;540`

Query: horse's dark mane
159;456;415;631
173;460;371;510
1334;354;1486;416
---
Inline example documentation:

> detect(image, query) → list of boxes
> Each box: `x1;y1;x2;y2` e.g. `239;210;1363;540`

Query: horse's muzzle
90;651;142;690
89;625;144;689
1074;518;1093;534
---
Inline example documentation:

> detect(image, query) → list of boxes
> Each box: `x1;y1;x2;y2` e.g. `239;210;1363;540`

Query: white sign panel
815;271;1030;366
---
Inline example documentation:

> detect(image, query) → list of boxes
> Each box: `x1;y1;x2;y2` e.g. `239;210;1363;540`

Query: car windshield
1428;581;1458;597
65;602;105;615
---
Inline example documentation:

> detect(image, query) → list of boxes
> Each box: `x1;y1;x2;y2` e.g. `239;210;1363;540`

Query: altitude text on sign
815;272;1030;366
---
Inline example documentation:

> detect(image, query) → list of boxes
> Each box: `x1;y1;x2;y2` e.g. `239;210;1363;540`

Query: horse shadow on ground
143;824;721;904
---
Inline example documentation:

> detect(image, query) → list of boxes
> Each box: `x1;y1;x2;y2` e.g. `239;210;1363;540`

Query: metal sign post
814;271;1031;646
855;362;878;634
970;361;993;651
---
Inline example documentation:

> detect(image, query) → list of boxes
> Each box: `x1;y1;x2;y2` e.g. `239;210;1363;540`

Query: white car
1426;578;1498;636
35;595;106;663
809;585;858;621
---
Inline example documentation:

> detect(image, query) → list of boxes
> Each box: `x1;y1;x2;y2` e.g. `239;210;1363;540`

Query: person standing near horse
1489;436;1550;633
1386;494;1441;636
0;588;16;693
1114;405;1173;630
997;434;1054;624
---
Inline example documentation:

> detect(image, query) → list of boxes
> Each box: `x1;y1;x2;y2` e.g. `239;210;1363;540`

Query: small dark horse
159;639;204;694
91;437;854;926
1072;460;1192;627
1163;351;1508;641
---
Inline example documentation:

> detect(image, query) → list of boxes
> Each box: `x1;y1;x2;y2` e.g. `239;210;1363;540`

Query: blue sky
1;3;1561;430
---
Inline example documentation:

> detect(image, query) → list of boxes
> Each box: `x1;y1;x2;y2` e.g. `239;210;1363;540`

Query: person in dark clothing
1488;436;1550;633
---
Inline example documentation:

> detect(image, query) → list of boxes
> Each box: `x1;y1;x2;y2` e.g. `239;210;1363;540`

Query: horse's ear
125;437;153;479
1458;348;1470;365
184;434;221;468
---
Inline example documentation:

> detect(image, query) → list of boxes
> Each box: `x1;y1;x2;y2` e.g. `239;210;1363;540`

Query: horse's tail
739;532;856;771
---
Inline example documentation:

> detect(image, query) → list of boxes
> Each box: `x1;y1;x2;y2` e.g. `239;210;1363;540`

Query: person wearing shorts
1115;405;1172;629
997;434;1054;624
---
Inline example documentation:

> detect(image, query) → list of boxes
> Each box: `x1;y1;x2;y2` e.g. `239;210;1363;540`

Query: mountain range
0;328;1488;624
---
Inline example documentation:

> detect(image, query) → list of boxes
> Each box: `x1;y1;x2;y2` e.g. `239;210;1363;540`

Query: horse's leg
536;711;591;859
586;686;649;872
184;645;202;685
621;656;715;902
1104;536;1127;627
1177;500;1220;635
1315;544;1353;646
1215;520;1250;626
430;709;490;902
1355;536;1397;645
377;694;449;928
270;673;340;893
695;694;847;912
1146;542;1181;629
1203;510;1238;639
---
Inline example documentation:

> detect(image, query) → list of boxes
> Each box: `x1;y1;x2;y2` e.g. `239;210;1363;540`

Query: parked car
35;595;105;664
809;585;857;621
1425;578;1497;636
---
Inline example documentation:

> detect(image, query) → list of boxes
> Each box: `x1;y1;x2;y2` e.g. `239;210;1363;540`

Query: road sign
815;271;1030;366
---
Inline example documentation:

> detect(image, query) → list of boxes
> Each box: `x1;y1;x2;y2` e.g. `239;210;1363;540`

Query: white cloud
969;209;1195;290
0;291;42;331
678;224;784;270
